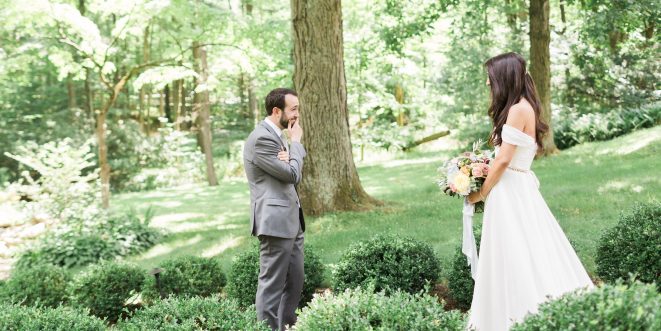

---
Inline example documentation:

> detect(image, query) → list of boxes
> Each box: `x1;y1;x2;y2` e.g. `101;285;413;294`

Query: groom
243;88;306;331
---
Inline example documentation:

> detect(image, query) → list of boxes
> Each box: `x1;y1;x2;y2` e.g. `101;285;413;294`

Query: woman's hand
467;191;484;204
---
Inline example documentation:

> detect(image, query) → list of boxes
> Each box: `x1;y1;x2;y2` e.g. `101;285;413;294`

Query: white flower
450;172;471;195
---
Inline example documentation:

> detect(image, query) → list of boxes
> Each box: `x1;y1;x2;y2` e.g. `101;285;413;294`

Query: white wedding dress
467;124;594;331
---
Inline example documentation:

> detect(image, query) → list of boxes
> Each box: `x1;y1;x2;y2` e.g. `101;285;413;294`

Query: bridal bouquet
437;141;493;213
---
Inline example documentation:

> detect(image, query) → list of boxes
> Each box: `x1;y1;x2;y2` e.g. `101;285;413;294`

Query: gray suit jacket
243;121;306;239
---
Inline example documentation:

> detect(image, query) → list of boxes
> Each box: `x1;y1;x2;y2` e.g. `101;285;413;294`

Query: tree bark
164;84;172;123
402;130;451;151
248;76;258;127
139;25;150;125
172;79;182;129
66;74;77;109
84;69;94;117
193;42;219;186
291;0;379;216
529;0;557;154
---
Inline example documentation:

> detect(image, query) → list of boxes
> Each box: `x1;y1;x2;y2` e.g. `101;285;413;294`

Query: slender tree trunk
505;0;524;52
181;82;188;129
193;42;219;186
248;76;258;127
238;71;248;119
172;79;182;129
529;0;557;154
67;75;77;109
394;82;405;126
84;69;94;117
139;25;150;126
291;0;379;216
159;89;165;119
96;107;110;208
164;84;172;123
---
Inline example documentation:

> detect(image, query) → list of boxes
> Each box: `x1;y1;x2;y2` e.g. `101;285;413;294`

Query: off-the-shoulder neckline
503;124;536;142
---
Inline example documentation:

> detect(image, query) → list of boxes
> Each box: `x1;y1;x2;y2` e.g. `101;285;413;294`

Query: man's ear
271;107;280;116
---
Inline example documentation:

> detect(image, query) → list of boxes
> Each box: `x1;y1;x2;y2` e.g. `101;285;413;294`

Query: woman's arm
467;107;528;204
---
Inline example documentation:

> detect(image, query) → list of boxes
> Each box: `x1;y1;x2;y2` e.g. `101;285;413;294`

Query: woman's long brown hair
485;52;548;149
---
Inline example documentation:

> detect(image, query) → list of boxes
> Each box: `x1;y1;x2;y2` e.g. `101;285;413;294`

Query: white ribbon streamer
462;198;479;280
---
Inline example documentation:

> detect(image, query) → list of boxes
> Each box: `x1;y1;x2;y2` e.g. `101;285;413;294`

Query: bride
466;52;594;330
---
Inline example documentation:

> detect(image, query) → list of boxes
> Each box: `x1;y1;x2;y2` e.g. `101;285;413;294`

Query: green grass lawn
114;126;661;281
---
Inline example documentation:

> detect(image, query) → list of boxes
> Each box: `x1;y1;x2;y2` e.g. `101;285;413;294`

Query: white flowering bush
4;138;101;224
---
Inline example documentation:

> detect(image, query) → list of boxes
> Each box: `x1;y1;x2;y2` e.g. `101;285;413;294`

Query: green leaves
333;234;441;295
294;287;465;330
512;281;661;331
596;201;661;287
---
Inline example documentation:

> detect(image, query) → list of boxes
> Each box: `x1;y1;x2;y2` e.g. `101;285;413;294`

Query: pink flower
472;166;483;178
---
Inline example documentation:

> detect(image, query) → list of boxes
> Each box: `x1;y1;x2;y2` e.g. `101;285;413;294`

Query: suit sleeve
253;135;306;184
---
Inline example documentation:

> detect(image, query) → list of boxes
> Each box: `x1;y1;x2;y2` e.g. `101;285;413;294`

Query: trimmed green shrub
511;281;661;331
69;261;144;321
596;202;661;286
225;243;325;308
333;234;441;294
142;255;226;303
293;287;465;330
3;264;71;307
447;225;481;311
118;295;269;330
0;303;106;330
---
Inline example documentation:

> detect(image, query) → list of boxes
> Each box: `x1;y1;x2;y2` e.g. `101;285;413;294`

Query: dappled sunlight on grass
598;180;645;194
151;212;207;228
379;156;445;168
596;127;661;155
150;200;183;208
140;235;204;259
201;236;245;258
115;126;661;275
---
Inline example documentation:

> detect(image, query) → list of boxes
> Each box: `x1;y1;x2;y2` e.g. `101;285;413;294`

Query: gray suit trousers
256;227;304;331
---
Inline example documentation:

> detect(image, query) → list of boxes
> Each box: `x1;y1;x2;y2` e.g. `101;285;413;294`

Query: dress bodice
495;124;538;170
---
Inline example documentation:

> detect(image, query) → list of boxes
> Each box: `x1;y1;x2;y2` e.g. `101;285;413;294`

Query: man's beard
279;112;290;128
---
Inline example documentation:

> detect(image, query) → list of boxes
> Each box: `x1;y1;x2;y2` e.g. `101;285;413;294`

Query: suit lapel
261;120;288;151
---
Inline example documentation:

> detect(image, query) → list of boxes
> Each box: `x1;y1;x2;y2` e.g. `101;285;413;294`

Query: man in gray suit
243;88;306;331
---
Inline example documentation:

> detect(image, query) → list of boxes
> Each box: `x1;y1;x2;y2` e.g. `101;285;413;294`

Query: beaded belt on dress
507;166;540;188
507;166;530;173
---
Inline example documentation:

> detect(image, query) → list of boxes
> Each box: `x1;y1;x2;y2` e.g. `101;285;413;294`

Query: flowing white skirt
467;169;594;331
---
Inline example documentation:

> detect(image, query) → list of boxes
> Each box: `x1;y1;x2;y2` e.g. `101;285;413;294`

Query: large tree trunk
529;0;557;154
193;42;219;186
291;0;379;216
